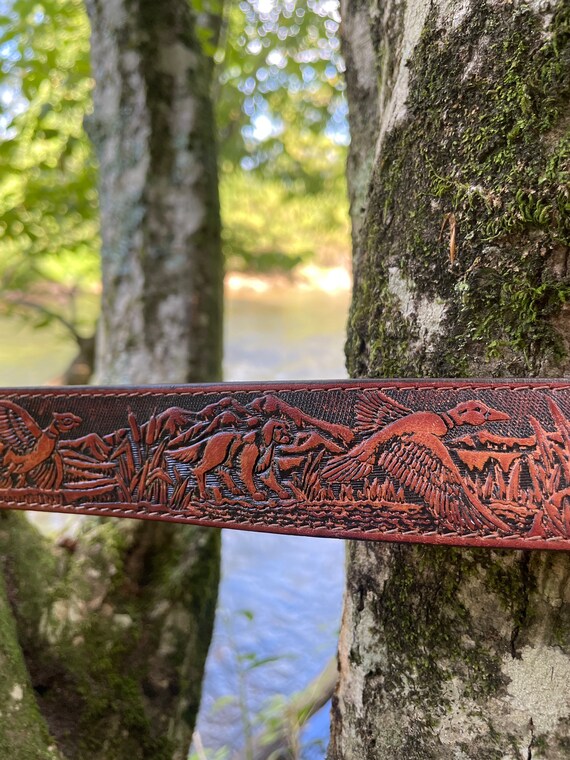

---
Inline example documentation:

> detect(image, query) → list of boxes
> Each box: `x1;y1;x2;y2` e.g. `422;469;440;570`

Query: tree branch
249;657;338;760
0;293;85;345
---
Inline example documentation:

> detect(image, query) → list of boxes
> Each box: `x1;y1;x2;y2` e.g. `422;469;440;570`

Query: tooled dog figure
168;418;292;501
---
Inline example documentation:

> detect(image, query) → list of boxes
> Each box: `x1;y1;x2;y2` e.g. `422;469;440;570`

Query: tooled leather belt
0;379;569;551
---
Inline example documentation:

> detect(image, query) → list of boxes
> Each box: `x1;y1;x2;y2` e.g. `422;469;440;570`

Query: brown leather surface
0;380;569;550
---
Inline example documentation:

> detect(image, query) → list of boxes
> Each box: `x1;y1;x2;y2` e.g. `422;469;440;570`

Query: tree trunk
88;0;223;385
1;1;223;758
330;1;570;758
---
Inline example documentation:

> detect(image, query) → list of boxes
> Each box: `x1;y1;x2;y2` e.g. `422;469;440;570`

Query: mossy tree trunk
329;1;570;758
0;1;223;758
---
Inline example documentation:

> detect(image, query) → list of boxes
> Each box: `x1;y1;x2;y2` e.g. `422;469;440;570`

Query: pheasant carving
323;391;511;533
0;401;81;489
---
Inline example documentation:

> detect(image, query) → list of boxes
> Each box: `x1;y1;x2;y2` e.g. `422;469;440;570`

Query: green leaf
211;694;237;713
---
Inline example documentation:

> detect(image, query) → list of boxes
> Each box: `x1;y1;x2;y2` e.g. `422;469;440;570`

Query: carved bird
322;392;511;533
0;401;81;489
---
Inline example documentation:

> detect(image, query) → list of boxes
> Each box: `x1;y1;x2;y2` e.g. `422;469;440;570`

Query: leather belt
0;380;569;551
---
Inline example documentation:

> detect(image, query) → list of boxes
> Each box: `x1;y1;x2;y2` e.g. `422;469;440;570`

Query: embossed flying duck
322;392;511;533
0;401;81;489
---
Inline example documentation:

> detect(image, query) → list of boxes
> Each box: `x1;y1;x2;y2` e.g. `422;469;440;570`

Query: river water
0;282;350;759
199;286;348;759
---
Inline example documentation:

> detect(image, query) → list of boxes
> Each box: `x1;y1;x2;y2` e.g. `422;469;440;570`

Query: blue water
197;530;345;758
192;286;349;758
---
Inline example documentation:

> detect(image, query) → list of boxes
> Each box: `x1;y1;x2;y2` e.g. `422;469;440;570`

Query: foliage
214;2;350;273
189;609;329;760
0;0;349;344
0;0;99;335
221;169;349;272
215;0;347;192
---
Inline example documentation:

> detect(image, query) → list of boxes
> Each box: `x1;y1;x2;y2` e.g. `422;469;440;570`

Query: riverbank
226;264;352;296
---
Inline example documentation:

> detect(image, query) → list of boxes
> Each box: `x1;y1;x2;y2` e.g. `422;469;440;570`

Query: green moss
455;263;569;368
58;523;221;760
533;734;549;756
1;514;220;759
347;1;570;378
0;512;59;637
483;551;532;626
72;622;173;760
341;543;550;758
372;547;507;710
0;552;62;759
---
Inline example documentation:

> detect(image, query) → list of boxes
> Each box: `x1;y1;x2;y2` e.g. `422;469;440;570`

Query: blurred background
0;0;350;756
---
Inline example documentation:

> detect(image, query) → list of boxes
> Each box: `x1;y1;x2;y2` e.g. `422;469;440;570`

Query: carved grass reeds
470;399;570;536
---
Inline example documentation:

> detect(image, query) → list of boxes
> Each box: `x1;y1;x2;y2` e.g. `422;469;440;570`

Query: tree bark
1;1;223;758
88;0;223;385
330;1;570;758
